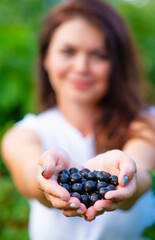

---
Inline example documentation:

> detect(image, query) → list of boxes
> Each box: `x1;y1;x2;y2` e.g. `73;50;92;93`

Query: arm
1;127;51;206
82;117;155;220
122;137;154;208
121;115;155;207
1;127;86;214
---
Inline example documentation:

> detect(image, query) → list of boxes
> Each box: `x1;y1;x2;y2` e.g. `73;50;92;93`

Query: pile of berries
57;168;118;208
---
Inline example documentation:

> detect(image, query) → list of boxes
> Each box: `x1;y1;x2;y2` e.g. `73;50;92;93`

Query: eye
91;51;109;60
61;48;75;56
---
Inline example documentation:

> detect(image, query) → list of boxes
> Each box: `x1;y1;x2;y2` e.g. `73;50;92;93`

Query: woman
1;0;155;239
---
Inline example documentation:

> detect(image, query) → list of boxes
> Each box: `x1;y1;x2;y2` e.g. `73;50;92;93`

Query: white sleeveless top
17;107;155;240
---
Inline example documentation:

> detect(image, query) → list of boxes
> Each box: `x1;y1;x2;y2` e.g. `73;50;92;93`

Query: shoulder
129;106;155;144
17;107;59;127
14;107;61;141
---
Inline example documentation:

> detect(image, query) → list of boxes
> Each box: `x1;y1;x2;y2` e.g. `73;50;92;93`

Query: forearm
120;138;155;210
120;168;152;210
1;128;52;207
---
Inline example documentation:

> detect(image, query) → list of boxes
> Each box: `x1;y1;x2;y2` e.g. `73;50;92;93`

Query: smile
69;80;93;89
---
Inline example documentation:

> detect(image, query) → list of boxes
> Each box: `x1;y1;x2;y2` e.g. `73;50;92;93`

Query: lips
69;79;93;89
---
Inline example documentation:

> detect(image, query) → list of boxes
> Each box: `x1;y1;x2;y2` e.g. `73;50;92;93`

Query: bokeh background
0;0;155;239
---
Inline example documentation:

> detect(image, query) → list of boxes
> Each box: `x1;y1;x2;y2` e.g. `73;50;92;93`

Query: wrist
136;169;152;196
121;169;151;210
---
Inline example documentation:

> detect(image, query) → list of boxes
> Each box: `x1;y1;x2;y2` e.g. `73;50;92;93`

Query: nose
73;54;89;74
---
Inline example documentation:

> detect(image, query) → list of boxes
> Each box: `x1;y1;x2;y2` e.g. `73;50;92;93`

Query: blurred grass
0;177;29;240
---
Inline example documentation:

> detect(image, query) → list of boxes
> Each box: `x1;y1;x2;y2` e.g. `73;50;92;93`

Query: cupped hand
83;149;137;221
37;147;87;217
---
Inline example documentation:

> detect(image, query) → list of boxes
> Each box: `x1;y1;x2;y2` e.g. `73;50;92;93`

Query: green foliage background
0;0;155;239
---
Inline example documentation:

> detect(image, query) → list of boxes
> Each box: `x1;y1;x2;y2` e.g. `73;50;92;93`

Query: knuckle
61;210;70;217
36;172;42;190
51;199;58;208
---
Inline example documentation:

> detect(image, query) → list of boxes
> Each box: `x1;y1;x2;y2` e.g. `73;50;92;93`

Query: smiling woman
1;0;155;240
44;17;111;107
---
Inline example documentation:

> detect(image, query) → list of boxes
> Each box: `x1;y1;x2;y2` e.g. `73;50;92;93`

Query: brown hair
37;0;149;153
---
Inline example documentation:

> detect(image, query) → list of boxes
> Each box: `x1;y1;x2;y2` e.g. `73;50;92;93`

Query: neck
58;101;101;137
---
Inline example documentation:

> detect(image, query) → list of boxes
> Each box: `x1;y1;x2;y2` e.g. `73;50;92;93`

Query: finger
61;209;84;217
48;195;70;209
105;175;136;201
85;206;97;220
39;152;56;179
39;177;70;201
68;197;81;209
93;199;118;212
39;148;72;179
118;153;136;187
76;203;87;216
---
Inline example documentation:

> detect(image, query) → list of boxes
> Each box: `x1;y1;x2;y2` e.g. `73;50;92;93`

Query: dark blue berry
109;175;118;186
96;171;110;182
82;168;90;175
79;169;87;178
70;173;82;183
60;169;70;175
81;178;87;187
71;183;83;193
107;184;115;190
98;187;109;199
71;192;81;200
97;181;107;190
89;193;99;206
62;183;71;192
69;168;79;174
84;180;96;193
86;171;97;181
57;173;69;184
81;194;90;208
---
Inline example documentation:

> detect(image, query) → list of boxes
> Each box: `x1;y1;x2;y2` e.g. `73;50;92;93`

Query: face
44;17;111;107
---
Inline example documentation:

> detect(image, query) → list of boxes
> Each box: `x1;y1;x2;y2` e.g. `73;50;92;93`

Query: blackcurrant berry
89;193;99;206
69;168;79;174
81;194;90;208
71;183;83;193
61;183;71;192
70;173;82;183
57;173;69;184
96;171;110;182
97;181;107;190
109;175;118;187
84;180;96;193
86;171;97;181
107;184;115;190
81;178;87;187
82;168;90;175
79;169;87;178
71;192;81;200
60;169;70;175
98;187;109;199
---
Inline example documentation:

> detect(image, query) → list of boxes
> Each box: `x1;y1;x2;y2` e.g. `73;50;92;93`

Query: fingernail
41;166;47;177
76;209;84;214
88;216;95;220
61;198;68;202
123;176;128;186
107;198;115;201
70;203;78;209
96;208;104;212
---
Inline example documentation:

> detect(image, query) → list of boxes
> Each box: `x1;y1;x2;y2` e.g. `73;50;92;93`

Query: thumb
39;150;57;179
40;147;72;179
118;154;136;187
41;164;55;179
